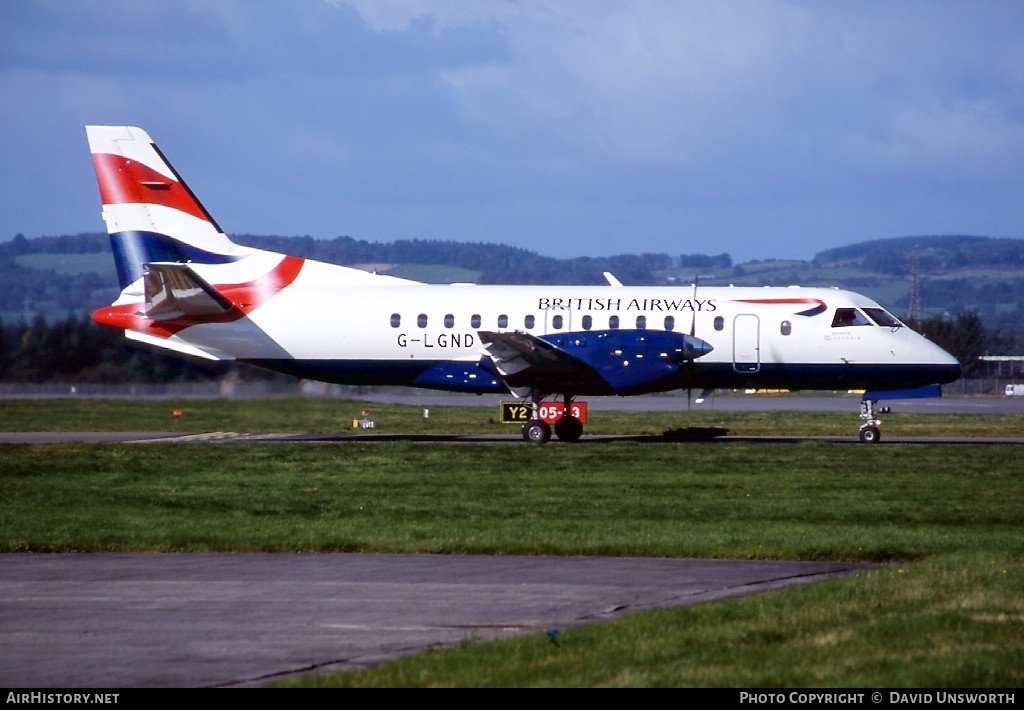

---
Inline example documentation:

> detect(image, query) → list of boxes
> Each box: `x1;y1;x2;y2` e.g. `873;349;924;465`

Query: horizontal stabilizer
125;329;229;361
862;384;942;401
143;262;236;320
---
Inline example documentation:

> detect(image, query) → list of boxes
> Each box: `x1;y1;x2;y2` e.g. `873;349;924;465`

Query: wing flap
478;330;574;377
143;262;238;320
478;330;606;395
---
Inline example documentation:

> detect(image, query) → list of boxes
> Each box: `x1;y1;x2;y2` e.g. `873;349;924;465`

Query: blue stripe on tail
110;231;242;289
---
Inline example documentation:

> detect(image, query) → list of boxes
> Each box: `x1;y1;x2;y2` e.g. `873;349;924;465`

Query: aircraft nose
931;344;963;384
936;361;963;385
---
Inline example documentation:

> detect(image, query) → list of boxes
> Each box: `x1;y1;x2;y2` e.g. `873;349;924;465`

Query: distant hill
814;235;1024;271
2;232;1022;335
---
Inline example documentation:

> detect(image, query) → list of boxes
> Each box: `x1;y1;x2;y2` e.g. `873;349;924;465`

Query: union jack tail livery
88;125;245;289
86;125;962;443
87;125;409;361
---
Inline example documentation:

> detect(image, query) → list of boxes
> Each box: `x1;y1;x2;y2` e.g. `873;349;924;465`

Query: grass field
2;395;1021;438
1;398;1021;687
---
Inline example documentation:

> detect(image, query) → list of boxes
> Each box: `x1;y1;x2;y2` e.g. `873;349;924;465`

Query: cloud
1;0;1021;261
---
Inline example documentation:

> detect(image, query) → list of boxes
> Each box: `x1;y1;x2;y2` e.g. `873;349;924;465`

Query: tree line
238;234;677;285
0;312;228;384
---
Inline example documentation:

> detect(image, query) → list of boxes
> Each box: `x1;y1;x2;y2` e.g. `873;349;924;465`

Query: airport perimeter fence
0;380;402;399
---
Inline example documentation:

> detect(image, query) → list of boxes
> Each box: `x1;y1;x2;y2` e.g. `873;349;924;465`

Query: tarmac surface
0;553;869;688
3;431;1023;445
2;395;1023;445
353;392;1024;415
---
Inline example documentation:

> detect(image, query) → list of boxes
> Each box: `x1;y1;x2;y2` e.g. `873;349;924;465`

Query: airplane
86;125;962;444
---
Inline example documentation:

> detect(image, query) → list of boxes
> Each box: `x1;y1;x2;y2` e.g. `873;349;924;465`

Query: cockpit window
831;308;871;327
863;307;903;328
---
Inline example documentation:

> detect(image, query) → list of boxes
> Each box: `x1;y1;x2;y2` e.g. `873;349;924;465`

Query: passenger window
498;314;508;328
525;314;535;329
636;315;647;329
582;315;592;331
781;320;792;336
609;315;620;329
664;316;675;331
552;315;563;329
714;316;724;331
832;308;871;327
390;313;401;328
417;314;427;328
444;314;454;328
471;314;481;328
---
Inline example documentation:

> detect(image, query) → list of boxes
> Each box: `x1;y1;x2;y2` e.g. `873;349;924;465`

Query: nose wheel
858;399;888;444
859;425;881;444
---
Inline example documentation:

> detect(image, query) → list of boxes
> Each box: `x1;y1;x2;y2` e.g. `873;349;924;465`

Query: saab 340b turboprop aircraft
86;125;961;443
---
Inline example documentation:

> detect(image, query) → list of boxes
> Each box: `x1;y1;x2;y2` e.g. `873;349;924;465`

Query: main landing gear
521;393;583;444
858;399;891;444
522;418;551;443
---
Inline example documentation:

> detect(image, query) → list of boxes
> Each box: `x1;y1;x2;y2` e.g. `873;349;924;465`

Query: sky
1;0;1022;264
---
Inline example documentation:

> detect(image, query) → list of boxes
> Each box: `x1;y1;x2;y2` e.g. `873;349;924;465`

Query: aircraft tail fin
86;125;248;290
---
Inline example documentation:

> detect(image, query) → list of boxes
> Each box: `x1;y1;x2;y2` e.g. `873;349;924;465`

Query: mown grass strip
3;441;1020;561
1;396;1021;439
2;398;1021;687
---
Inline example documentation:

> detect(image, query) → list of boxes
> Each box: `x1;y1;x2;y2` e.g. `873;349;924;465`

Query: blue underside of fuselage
237;357;962;396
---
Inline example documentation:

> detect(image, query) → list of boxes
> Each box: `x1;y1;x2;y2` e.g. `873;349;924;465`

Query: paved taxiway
4;431;1024;444
0;553;868;688
354;392;1024;415
2;395;1023;445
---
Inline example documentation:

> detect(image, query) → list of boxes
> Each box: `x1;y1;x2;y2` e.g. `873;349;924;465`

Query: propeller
684;272;717;412
687;275;699;412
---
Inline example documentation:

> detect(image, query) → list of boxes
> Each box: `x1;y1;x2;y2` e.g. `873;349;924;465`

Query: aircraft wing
478;330;605;395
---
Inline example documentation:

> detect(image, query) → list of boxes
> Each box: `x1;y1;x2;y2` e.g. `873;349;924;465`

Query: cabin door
732;314;761;373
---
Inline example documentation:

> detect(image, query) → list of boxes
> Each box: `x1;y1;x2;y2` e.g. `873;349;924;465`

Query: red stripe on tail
92;153;210;223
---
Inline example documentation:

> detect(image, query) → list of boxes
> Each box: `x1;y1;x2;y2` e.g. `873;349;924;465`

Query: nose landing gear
858;399;891;444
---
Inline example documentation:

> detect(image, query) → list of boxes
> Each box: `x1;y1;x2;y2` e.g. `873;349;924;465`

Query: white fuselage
130;255;961;396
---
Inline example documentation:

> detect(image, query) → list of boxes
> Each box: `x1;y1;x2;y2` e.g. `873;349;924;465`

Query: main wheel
554;415;583;442
859;425;881;444
522;419;552;444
